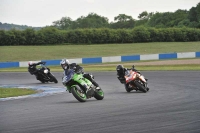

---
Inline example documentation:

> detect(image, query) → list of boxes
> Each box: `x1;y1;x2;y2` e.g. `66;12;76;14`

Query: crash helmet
116;64;124;71
116;64;125;75
60;59;70;70
28;61;34;66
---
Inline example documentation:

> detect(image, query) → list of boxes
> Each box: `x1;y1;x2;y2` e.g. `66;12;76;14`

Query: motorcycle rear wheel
94;88;104;100
71;85;87;102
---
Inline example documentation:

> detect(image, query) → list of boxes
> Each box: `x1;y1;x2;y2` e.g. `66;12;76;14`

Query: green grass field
0;42;200;62
0;42;200;71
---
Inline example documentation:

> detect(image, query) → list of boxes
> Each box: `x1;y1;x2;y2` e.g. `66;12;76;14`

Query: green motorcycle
62;68;104;102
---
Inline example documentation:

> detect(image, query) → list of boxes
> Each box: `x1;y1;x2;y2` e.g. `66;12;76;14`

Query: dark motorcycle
117;69;149;93
35;64;58;83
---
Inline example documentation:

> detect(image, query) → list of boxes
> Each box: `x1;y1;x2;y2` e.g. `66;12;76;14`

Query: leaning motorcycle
62;68;104;102
117;70;149;93
35;64;58;83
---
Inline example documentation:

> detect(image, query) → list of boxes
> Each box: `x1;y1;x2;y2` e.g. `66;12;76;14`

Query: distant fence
0;52;200;68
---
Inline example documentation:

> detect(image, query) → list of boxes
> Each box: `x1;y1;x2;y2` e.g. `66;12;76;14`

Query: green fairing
66;72;92;91
73;73;92;86
66;86;70;92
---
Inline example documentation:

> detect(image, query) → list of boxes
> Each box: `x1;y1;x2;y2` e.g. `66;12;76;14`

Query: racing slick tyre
124;84;132;92
71;85;87;102
49;73;58;83
94;88;104;100
134;81;147;93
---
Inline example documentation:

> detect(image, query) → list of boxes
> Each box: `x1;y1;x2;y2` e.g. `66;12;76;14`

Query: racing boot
92;80;101;90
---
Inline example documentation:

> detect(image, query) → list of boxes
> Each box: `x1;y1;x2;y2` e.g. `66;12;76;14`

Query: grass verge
0;42;200;62
0;88;37;98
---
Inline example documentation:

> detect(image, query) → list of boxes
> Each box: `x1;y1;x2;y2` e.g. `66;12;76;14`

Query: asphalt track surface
0;71;200;133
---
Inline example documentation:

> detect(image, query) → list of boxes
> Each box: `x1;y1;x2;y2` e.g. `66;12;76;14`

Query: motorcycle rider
60;59;100;92
28;61;46;80
116;64;149;91
116;64;140;78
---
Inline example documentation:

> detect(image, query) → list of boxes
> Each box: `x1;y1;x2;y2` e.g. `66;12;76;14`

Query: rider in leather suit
116;64;149;91
60;59;100;92
116;64;140;82
28;61;46;80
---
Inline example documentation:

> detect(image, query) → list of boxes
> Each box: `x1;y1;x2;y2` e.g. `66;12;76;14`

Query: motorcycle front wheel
48;73;58;83
124;84;132;92
134;81;147;93
37;75;45;83
39;79;45;83
71;85;87;102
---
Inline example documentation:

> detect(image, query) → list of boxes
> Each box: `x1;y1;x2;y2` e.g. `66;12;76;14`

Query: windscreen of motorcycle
125;70;130;76
63;70;74;83
125;70;137;83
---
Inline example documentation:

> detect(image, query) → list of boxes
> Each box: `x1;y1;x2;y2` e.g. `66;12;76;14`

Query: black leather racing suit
28;62;45;79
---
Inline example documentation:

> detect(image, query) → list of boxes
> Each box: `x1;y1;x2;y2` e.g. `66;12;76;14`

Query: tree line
0;22;41;31
0;2;199;45
1;2;200;31
1;27;200;45
52;2;200;29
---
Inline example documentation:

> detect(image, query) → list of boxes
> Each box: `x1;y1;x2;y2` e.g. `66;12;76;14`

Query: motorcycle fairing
124;70;146;84
63;69;94;93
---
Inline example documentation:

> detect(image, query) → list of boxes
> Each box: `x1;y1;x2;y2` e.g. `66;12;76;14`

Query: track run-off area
0;71;200;133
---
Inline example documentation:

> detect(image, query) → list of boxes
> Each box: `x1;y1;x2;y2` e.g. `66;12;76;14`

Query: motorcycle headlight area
44;69;48;74
62;75;72;84
132;74;137;79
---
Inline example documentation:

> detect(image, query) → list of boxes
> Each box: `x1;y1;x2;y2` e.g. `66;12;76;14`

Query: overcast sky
0;0;199;27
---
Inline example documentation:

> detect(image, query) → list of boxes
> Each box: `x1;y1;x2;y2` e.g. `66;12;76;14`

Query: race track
0;71;200;133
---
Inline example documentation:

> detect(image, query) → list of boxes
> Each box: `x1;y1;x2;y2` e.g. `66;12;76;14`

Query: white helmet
28;61;34;66
60;59;70;70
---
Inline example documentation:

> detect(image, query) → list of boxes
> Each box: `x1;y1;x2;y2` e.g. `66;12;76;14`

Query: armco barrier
0;52;199;69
